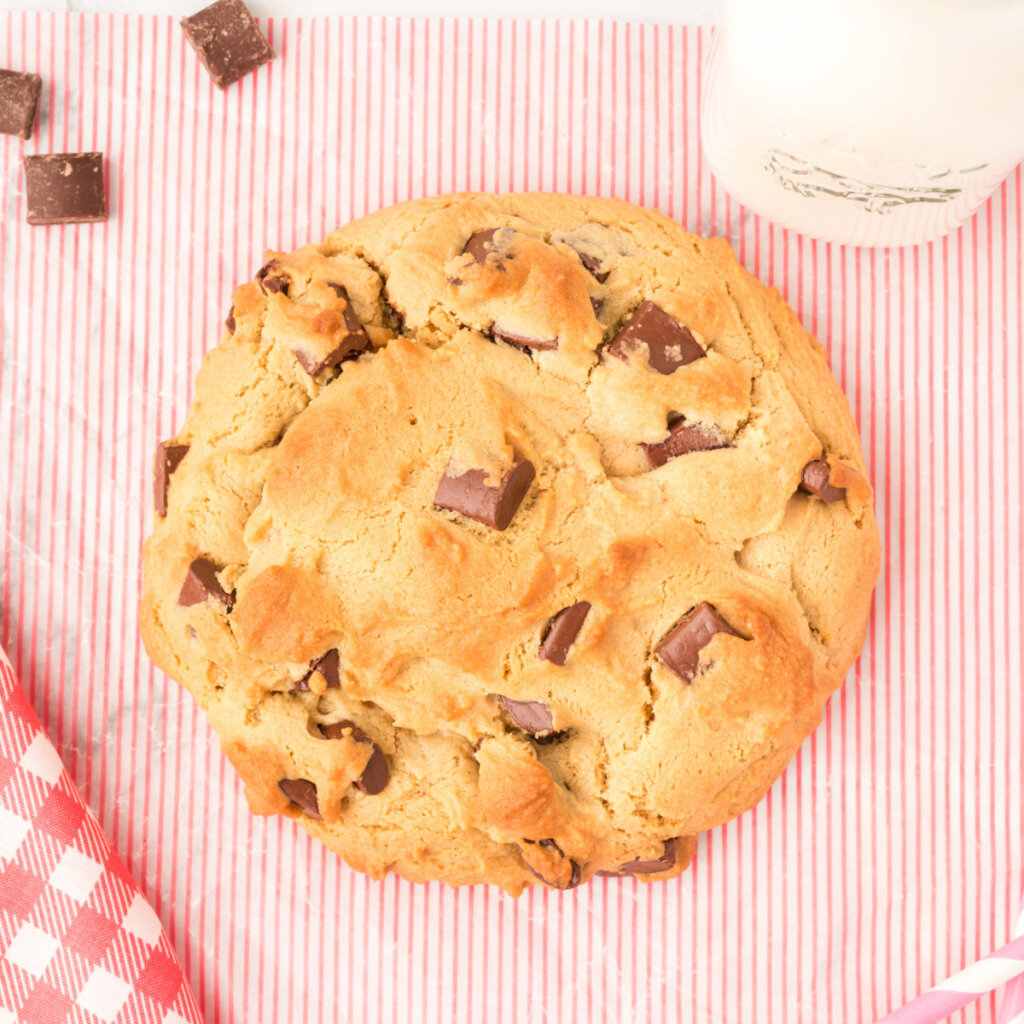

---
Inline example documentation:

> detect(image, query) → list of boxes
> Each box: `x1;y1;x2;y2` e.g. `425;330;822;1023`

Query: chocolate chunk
0;70;42;140
462;229;506;268
434;459;535;531
521;839;582;890
181;0;274;89
23;153;107;225
597;838;679;877
153;441;189;517
491;326;558;352
590;296;605;318
294;649;341;692
577;250;610;284
538;601;591;666
319;720;389;795
278;778;321;819
655;602;740;683
799;459;846;502
256;259;288;295
607;301;705;375
643;417;728;468
225;306;236;333
178;557;235;611
293;283;372;377
498;696;555;737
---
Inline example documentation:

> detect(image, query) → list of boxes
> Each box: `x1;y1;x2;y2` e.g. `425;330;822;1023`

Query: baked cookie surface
140;193;880;893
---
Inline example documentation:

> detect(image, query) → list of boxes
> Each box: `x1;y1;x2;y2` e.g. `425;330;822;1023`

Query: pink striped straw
998;899;1024;1024
875;934;1024;1023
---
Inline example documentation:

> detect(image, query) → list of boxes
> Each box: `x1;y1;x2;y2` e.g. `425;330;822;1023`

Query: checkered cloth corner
0;650;204;1024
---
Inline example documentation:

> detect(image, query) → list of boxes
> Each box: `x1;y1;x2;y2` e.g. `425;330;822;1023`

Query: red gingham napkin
0;650;203;1024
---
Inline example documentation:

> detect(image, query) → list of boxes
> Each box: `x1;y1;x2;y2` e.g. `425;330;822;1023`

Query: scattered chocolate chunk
538;601;591;666
153;441;189;517
521;839;582;890
642;417;728;468
224;306;236;333
607;301;705;375
655;602;740;683
178;557;235;611
462;228;507;268
23;153;107;225
491;325;558;352
434;459;535;531
576;250;610;284
278;778;321;819
319;720;389;795
498;696;555;737
597;838;679;877
181;0;274;89
0;70;42;140
799;458;846;503
293;283;372;377
590;296;605;318
256;259;288;295
294;649;341;692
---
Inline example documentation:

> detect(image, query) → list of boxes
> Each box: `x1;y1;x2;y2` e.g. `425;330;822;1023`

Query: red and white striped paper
0;13;1021;1024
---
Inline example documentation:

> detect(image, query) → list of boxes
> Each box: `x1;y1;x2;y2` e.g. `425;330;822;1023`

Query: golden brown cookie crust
140;193;880;894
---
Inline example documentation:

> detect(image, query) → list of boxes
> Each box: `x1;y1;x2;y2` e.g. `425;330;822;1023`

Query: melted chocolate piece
256;259;288;295
294;649;341;692
225;305;236;333
177;558;234;611
319;720;389;795
498;696;555;737
153;441;189;517
799;459;847;502
434;460;535;531
597;838;679;877
491;325;558;352
462;228;508;269
606;301;705;375
180;0;275;89
576;250;610;284
0;70;42;140
293;282;372;377
655;602;740;683
522;838;582;890
278;778;321;819
642;417;728;468
538;602;591;666
23;153;107;225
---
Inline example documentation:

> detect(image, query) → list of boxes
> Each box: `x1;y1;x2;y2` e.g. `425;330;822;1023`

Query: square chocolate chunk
0;70;42;140
23;153;108;225
181;0;275;89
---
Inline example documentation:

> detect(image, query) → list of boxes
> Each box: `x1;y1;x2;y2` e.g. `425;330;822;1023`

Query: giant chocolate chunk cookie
140;194;880;893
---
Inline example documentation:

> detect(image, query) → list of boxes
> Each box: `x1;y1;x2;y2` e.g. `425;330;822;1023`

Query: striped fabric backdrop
1;13;1021;1024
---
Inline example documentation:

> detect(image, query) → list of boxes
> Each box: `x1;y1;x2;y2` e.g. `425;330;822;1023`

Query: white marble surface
1;0;721;20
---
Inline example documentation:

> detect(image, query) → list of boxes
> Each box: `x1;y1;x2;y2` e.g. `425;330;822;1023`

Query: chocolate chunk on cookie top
140;193;880;894
24;153;107;225
154;442;189;517
498;697;555;737
434;460;536;530
181;0;274;88
800;458;847;502
607;301;705;374
656;603;741;683
279;778;321;819
178;558;234;611
0;70;42;140
538;602;591;665
643;417;728;468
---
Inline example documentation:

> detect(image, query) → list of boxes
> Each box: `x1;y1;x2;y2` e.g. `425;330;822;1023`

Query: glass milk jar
701;0;1024;246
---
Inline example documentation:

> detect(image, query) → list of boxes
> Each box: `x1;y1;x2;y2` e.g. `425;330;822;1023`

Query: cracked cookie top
140;193;880;894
